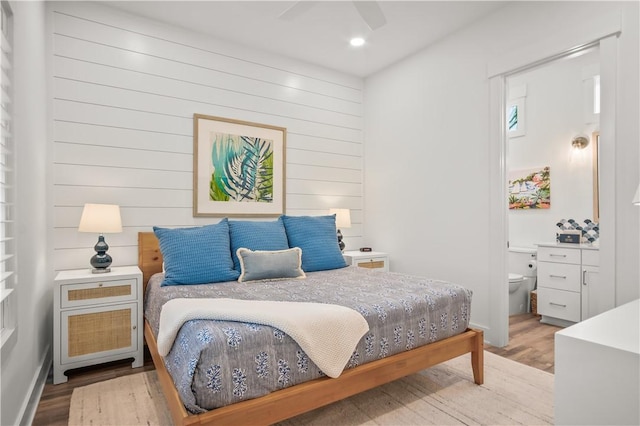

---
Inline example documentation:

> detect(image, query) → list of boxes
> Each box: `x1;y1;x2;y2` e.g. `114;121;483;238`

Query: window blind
0;0;14;350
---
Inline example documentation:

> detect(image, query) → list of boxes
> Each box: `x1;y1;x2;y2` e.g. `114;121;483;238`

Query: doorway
487;27;619;347
505;47;600;335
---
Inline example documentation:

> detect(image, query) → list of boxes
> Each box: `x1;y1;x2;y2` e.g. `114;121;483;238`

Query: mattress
144;266;472;414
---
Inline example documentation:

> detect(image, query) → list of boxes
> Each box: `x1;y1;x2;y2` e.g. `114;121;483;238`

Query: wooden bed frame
138;232;484;426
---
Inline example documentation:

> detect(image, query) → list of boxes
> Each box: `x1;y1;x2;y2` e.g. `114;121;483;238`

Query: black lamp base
337;229;345;252
90;235;113;274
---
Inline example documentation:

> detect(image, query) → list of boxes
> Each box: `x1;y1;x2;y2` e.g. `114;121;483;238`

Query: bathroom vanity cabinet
536;243;611;326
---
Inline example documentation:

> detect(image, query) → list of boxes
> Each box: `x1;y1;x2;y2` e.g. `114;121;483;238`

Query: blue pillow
237;247;306;283
153;219;239;285
281;215;347;272
228;218;290;271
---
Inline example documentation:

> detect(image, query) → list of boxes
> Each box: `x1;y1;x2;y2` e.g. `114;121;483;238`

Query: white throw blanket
157;298;370;378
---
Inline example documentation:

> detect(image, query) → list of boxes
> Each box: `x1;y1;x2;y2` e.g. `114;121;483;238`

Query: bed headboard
138;232;163;293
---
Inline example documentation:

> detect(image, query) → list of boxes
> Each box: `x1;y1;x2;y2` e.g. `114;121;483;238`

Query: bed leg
471;329;484;385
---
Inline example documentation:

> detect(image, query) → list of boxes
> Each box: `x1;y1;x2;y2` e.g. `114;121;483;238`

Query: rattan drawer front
68;285;130;301
357;260;386;269
61;279;137;308
343;251;389;272
61;303;138;364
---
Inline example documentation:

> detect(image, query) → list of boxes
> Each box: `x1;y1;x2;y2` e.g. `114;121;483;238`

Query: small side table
343;251;389;272
53;265;144;384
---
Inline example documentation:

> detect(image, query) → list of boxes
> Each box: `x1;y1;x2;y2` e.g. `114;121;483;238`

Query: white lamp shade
634;183;640;206
329;208;351;228
78;203;123;233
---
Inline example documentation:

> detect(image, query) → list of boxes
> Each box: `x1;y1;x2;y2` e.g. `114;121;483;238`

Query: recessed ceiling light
350;37;365;47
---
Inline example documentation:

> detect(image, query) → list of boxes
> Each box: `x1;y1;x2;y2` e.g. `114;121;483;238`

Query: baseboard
540;315;574;328
468;321;489;343
18;344;52;426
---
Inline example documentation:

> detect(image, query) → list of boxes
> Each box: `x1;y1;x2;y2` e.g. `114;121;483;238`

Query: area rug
68;351;553;425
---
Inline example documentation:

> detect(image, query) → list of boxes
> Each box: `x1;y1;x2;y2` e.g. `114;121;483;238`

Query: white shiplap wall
50;2;364;271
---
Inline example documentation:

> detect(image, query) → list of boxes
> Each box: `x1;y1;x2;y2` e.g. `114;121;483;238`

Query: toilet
508;247;537;315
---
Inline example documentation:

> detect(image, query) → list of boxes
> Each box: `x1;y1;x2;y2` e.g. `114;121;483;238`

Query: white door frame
487;12;621;347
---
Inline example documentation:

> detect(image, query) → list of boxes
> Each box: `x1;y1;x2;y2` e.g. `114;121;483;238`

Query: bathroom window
593;75;600;114
583;73;600;124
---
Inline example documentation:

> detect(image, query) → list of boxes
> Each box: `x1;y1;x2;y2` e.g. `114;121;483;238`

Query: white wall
0;2;51;425
508;50;600;247
50;1;364;272
364;1;639;344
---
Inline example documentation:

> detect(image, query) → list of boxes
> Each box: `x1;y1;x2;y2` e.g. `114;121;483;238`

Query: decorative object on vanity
78;203;122;273
508;166;550;209
329;208;351;252
193;114;286;217
557;230;581;244
555;218;599;243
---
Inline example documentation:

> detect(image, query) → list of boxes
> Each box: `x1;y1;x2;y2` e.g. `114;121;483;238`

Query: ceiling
106;1;507;78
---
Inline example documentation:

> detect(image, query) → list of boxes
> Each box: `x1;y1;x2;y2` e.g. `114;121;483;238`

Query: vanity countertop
536;242;599;250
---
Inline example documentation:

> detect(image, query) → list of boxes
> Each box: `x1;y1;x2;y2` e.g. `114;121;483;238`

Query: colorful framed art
193;114;286;217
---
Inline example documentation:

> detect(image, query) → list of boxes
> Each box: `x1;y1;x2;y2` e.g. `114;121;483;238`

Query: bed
138;223;484;425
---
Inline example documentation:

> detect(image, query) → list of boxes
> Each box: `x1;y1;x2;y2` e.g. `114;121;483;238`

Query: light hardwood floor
485;313;561;374
32;313;559;425
32;347;156;426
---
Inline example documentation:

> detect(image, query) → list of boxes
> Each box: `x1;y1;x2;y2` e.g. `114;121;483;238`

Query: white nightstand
343;251;389;272
53;265;144;384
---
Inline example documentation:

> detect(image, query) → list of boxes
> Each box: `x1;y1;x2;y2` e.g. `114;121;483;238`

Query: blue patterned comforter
144;266;472;414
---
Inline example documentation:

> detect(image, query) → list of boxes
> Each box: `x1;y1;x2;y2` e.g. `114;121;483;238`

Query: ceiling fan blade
352;1;386;31
278;1;318;21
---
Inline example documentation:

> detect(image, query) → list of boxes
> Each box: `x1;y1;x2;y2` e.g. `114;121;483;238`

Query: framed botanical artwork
193;114;286;217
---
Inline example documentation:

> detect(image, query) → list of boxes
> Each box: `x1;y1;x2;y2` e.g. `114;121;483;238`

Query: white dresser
536;243;611;327
555;299;640;425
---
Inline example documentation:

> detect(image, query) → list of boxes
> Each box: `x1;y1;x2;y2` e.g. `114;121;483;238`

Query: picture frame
193;114;286;217
508;166;551;210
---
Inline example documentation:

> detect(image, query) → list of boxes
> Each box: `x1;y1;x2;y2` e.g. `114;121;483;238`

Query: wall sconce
329;208;351;252
571;136;589;150
78;203;123;273
569;135;590;164
633;183;640;206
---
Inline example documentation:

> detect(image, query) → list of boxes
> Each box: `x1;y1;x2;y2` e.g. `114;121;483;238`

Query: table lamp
78;203;122;273
329;208;351;252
